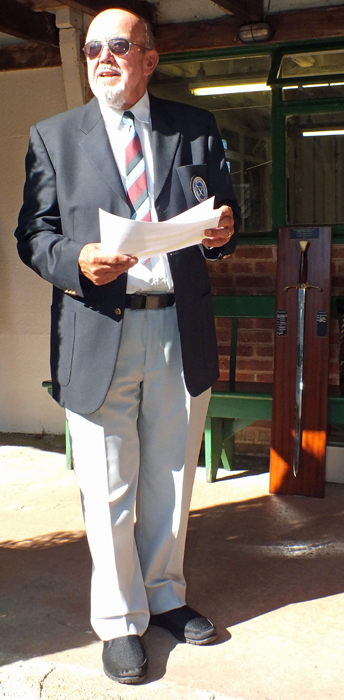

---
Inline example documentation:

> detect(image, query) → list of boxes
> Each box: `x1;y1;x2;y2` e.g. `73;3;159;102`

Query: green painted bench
204;295;275;482
42;381;73;470
204;295;344;483
42;295;344;477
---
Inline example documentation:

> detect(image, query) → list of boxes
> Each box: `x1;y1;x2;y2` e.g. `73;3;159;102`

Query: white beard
92;79;126;109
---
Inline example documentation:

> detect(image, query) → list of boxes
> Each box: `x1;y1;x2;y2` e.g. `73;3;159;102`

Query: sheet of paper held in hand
99;196;221;258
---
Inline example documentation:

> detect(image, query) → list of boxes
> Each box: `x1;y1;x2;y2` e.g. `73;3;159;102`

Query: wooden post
56;7;86;110
269;226;332;498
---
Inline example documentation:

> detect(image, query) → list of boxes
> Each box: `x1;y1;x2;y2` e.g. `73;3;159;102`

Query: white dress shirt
100;92;173;294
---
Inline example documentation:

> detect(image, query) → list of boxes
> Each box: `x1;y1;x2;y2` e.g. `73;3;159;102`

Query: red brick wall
330;245;344;386
207;243;344;457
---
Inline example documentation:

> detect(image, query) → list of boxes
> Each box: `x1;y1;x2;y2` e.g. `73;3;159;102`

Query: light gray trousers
66;306;210;641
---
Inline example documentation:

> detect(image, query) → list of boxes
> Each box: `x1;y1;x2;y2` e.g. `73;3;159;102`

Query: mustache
97;62;122;75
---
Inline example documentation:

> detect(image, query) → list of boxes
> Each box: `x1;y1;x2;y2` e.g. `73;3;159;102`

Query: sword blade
285;236;322;478
293;286;306;476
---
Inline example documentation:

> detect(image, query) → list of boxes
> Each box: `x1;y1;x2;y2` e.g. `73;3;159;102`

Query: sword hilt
284;283;323;292
284;240;323;292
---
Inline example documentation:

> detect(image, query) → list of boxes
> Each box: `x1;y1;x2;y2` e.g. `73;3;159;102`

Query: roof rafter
0;42;61;70
31;0;137;17
0;0;59;45
27;0;265;23
212;0;263;23
156;6;344;54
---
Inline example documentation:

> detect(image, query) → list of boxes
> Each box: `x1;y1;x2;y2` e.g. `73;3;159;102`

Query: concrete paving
1;434;344;700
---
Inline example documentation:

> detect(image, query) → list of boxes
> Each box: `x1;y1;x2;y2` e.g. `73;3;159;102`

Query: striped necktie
122;110;151;222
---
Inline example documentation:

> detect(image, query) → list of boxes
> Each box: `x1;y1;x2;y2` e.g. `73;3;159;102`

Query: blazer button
114;308;122;316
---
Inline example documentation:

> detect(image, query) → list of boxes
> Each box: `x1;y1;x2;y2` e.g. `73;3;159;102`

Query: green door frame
269;42;344;240
271;89;344;240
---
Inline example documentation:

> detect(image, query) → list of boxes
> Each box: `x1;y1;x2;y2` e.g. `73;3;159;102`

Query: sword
285;241;322;476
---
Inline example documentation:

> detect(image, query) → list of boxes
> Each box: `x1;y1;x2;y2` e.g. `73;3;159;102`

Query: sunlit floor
1;434;344;700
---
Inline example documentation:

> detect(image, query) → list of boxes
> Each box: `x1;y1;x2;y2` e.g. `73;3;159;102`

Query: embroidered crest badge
191;176;208;203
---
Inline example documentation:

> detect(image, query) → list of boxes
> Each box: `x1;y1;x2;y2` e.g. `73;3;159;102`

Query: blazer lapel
78;98;128;208
77;96;181;210
149;94;181;204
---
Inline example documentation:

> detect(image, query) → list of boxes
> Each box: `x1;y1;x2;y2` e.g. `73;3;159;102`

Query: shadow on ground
0;426;343;671
0;432;66;453
0;532;93;665
1;451;344;671
185;481;344;636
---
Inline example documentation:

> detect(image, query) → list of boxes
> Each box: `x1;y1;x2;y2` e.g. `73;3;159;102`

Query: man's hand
78;243;138;286
202;205;235;248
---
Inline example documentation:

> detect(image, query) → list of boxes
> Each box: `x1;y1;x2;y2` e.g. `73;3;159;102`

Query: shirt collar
99;90;150;130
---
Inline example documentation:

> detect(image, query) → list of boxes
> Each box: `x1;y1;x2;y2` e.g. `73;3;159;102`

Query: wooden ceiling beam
0;42;61;70
156;6;344;54
212;0;263;23
156;16;239;54
0;0;59;45
30;0;146;17
268;6;344;43
31;0;102;15
2;4;344;72
31;0;264;21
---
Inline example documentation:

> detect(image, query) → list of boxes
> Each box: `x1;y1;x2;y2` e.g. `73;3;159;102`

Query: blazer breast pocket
176;164;208;208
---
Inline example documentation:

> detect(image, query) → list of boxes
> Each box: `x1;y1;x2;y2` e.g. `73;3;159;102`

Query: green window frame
157;38;344;243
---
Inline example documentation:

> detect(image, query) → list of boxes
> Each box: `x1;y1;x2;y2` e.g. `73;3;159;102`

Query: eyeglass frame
83;37;151;60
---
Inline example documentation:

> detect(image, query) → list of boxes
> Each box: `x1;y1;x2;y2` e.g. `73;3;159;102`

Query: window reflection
149;55;272;233
279;49;344;80
286;113;344;225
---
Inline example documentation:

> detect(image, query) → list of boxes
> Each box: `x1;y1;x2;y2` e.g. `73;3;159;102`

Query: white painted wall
0;67;67;433
1;1;344;435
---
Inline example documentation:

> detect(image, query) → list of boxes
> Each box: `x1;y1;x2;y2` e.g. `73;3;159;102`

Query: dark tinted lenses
83;41;102;59
83;38;130;59
108;39;130;55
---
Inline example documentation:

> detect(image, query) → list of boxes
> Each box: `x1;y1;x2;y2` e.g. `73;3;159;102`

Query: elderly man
15;3;240;685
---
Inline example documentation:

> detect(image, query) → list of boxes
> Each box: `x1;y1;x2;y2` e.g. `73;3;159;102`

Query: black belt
125;294;175;310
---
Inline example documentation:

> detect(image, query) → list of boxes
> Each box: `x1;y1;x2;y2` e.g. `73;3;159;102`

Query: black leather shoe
102;634;147;684
150;604;217;645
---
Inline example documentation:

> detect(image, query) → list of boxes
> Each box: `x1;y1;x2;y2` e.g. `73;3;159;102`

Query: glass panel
280;49;344;79
283;83;344;102
149;55;272;233
286;113;344;225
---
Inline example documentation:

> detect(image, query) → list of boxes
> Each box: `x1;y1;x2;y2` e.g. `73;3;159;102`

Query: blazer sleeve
15;125;85;296
202;111;241;261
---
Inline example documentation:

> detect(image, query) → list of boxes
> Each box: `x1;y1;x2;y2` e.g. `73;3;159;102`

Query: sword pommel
299;240;309;284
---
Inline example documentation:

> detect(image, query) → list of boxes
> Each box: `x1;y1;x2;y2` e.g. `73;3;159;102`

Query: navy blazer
15;94;240;413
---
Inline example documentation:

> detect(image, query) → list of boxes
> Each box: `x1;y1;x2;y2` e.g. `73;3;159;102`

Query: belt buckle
146;295;159;310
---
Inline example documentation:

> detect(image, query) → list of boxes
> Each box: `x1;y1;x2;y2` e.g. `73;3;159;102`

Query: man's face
85;9;159;109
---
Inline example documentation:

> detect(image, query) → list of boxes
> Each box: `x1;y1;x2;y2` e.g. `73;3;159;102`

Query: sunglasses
83;37;150;60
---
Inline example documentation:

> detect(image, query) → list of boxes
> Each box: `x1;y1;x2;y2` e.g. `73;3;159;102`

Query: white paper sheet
99;196;220;258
